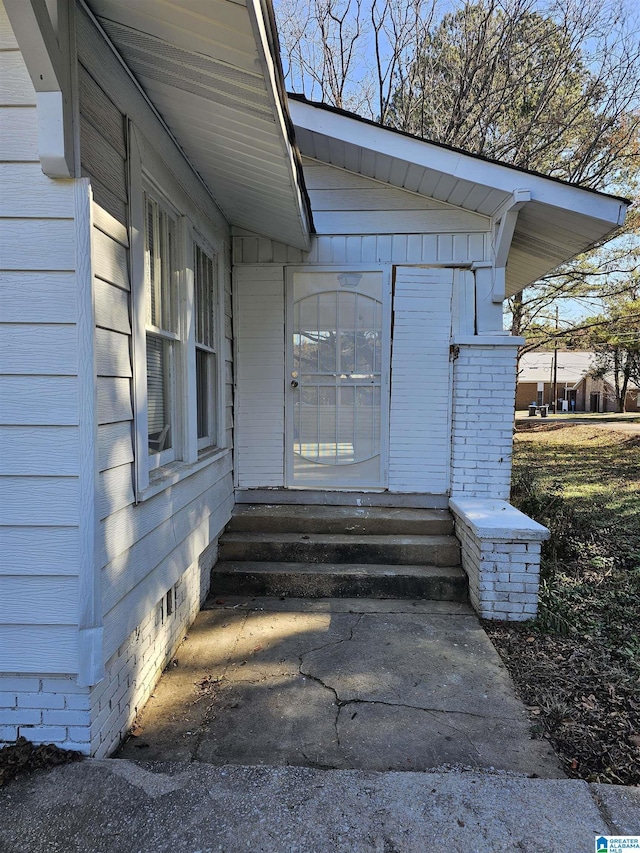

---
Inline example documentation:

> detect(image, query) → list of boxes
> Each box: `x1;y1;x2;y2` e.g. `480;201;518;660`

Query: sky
274;0;639;327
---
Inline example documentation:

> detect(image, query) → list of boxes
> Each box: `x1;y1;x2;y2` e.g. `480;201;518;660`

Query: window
144;193;179;467
129;125;225;498
194;243;218;451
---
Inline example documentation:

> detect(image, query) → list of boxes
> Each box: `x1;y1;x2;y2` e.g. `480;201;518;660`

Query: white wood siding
233;159;490;267
0;4;81;672
77;59;134;538
388;268;454;494
303;159;489;233
234;232;489;267
235;266;285;488
76;7;235;667
233;159;487;493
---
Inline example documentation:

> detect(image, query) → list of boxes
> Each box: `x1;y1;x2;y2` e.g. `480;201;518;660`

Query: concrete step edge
228;506;454;531
219;532;460;545
214;561;466;578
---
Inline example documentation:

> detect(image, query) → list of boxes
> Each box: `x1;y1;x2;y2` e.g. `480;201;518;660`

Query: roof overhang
84;0;311;250
289;97;630;297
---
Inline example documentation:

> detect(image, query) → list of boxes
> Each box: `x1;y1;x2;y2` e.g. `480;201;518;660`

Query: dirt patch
492;423;640;785
0;737;83;787
485;624;640;785
515;421;573;434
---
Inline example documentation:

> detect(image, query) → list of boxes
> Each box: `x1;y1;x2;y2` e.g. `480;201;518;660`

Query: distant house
516;351;639;412
0;0;629;756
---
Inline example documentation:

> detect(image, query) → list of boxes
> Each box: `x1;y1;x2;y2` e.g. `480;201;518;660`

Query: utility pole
553;305;559;412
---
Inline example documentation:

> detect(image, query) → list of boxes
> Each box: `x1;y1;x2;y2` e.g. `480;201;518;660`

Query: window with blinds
144;193;179;463
194;243;218;450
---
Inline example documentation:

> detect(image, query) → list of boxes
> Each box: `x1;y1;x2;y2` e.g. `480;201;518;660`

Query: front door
286;269;390;489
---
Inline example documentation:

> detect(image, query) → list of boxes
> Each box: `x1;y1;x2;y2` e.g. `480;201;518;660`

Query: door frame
284;264;393;490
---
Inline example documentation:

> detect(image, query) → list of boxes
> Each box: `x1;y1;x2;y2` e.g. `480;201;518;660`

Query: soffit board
86;0;311;249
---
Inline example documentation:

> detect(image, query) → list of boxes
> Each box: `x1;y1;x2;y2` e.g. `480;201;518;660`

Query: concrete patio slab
116;597;561;777
1;760;637;853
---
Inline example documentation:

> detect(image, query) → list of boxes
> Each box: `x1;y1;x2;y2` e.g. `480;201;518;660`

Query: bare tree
387;0;640;192
369;0;438;123
277;0;439;116
277;0;640;194
275;0;640;342
584;295;640;412
277;0;368;111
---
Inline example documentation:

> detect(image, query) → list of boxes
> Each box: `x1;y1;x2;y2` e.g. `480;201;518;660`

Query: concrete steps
213;503;467;602
227;504;454;536
209;560;467;600
219;531;461;566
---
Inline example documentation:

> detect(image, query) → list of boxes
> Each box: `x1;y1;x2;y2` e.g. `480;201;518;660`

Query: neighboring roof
84;0;312;250
518;351;597;387
518;351;639;391
288;96;630;297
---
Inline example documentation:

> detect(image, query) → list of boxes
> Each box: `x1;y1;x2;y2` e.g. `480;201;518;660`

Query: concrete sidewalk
116;597;560;776
1;760;638;852
1;596;638;852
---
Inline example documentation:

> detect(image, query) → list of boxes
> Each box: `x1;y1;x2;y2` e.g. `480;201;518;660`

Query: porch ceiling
85;0;311;250
289;97;629;298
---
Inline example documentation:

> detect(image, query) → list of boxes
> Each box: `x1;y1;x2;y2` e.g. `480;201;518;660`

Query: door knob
291;380;299;388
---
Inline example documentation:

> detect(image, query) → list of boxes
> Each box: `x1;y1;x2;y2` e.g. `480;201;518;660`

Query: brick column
450;336;523;499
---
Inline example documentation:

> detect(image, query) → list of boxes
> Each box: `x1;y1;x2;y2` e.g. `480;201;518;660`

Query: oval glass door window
292;288;382;467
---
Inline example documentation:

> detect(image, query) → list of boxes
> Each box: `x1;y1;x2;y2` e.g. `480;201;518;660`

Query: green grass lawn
486;423;640;784
512;424;639;645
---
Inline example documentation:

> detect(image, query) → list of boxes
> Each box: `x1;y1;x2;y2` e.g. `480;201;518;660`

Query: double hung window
194;243;218;451
130;126;225;497
144;193;179;467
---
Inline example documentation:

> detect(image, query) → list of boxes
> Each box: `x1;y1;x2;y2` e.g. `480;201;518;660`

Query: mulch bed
485;623;640;785
0;737;83;787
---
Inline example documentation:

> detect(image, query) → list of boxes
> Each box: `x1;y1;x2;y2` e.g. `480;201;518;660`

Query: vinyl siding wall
234;159;491;493
76;3;235;668
0;4;83;675
0;3;236;754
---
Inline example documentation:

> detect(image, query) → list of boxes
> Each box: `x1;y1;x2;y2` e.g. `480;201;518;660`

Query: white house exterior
0;0;629;756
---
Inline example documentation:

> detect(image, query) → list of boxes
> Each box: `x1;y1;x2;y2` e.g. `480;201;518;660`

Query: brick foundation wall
450;341;520;500
450;498;549;622
0;675;91;750
0;544;216;756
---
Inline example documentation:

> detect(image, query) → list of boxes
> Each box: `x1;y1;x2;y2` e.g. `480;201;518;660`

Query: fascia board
246;0;311;249
289;99;628;228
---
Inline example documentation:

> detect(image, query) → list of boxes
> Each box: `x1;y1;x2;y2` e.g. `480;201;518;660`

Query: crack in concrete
297;613;364;761
337;697;519;723
301;667;344;753
296;612;504;761
298;612;365;663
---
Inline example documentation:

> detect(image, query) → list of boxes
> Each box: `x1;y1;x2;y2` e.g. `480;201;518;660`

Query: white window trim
129;122;227;500
144;192;182;471
192;229;225;455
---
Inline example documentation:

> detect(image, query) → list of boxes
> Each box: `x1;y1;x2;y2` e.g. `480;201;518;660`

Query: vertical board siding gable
388;267;454;494
234;232;489;266
235;266;285;487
